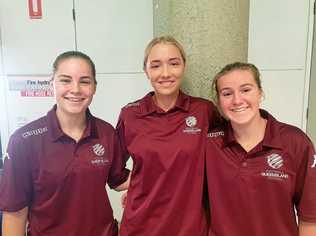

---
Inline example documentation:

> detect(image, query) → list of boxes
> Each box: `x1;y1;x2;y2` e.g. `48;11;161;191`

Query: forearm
299;221;316;236
2;207;28;236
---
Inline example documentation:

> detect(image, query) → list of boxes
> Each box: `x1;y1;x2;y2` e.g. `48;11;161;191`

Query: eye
80;79;92;85
169;59;181;66
241;87;252;93
150;64;160;69
59;78;71;84
221;91;232;97
170;61;180;66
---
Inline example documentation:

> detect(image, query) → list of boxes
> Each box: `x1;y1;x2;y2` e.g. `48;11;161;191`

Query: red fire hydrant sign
28;0;42;19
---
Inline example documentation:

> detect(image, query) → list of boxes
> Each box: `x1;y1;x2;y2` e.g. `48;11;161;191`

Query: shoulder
189;95;214;106
272;121;316;177
119;98;143;120
11;116;48;142
207;124;226;145
208;122;226;136
187;95;216;113
279;122;306;137
275;120;312;147
261;110;314;149
93;117;116;135
7;116;48;159
122;99;141;111
267;118;315;167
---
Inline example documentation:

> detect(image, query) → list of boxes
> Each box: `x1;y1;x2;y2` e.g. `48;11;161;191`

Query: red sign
21;90;53;97
28;0;42;19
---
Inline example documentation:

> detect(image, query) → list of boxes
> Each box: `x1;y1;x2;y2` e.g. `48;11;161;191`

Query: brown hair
143;36;186;70
212;62;262;102
52;51;97;84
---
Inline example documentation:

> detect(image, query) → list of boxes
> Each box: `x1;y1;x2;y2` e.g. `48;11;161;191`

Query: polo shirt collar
140;90;190;116
47;105;99;142
222;109;283;150
260;109;283;149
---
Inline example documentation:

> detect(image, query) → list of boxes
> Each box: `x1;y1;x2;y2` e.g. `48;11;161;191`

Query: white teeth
232;107;246;112
159;81;174;86
67;97;83;102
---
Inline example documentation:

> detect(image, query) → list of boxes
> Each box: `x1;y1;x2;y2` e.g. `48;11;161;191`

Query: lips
65;97;85;102
158;80;175;87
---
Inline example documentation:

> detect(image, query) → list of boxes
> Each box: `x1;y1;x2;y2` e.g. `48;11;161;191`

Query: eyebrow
169;57;181;61
57;74;92;79
57;74;72;79
240;83;255;88
149;60;161;64
149;57;182;63
219;83;255;92
79;76;93;80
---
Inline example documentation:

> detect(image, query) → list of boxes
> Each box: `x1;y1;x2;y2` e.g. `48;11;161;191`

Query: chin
230;116;255;126
64;107;86;115
156;88;179;96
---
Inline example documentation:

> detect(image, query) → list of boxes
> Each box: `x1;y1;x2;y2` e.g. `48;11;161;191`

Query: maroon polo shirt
0;105;129;236
206;110;316;236
116;91;217;236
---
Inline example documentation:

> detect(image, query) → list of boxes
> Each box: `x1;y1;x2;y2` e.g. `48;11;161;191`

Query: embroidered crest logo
267;153;283;169
183;116;201;134
311;155;316;168
92;144;105;157
185;116;197;128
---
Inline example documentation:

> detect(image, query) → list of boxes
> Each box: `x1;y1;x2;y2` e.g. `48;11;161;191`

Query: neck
231;115;267;152
153;91;180;112
56;109;87;142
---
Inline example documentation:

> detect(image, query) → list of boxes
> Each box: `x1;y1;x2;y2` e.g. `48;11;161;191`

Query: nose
70;81;81;94
162;64;171;78
232;92;242;105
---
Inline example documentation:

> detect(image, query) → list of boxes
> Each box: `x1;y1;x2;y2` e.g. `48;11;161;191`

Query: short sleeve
0;134;33;211
115;109;130;163
107;130;130;189
295;137;316;222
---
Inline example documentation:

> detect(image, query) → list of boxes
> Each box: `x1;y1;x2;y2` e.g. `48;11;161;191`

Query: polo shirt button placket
241;153;248;168
239;160;248;179
73;142;80;157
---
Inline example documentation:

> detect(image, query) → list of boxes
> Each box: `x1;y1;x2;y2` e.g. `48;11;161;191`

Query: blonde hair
143;36;186;70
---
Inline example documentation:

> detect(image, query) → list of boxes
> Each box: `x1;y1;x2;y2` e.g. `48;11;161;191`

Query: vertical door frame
303;0;315;131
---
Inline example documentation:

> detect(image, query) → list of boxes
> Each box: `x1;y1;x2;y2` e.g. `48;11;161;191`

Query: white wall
0;77;9;156
248;0;314;130
75;0;153;74
0;25;8;157
0;0;153;221
0;0;75;75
